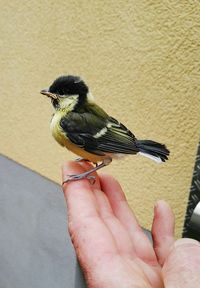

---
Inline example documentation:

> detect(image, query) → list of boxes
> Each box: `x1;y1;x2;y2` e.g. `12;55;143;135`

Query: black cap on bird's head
40;75;89;109
49;75;88;96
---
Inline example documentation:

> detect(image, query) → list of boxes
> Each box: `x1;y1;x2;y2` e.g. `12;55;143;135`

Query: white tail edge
138;152;162;163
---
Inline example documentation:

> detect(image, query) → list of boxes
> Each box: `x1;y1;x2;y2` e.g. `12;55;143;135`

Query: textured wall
1;0;200;236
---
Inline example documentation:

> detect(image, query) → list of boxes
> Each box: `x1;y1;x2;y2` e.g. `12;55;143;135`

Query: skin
62;161;200;288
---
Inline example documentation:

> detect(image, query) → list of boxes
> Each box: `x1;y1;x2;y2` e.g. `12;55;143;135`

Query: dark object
189;202;200;234
183;140;200;241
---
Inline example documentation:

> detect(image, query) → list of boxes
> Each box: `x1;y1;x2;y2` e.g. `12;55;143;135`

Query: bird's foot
62;174;96;185
62;157;112;186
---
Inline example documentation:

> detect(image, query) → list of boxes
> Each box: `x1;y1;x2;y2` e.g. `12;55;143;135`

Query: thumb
151;200;175;266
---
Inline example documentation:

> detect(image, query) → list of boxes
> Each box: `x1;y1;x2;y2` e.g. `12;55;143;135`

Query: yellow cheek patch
59;96;78;110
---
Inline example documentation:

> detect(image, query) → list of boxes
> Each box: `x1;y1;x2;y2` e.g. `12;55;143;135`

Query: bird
41;75;170;184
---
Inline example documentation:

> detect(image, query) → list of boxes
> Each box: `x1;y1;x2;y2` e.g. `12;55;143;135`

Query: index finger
62;161;99;220
62;162;118;269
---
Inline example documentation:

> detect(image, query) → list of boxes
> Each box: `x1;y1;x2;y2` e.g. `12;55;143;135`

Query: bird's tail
136;140;170;163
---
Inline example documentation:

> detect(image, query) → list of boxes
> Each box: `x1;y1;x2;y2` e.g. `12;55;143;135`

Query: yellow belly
63;139;105;163
50;112;104;163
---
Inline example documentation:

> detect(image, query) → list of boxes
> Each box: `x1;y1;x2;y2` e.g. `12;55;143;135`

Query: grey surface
0;155;77;288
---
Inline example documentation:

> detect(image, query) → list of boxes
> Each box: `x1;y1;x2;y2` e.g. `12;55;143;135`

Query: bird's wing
97;116;139;154
60;112;106;156
60;112;138;155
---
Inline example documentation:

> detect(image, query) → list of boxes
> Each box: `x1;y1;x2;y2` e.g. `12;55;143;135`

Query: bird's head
40;75;89;110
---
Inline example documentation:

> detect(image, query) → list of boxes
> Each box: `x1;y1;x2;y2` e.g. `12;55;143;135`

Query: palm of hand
63;162;200;288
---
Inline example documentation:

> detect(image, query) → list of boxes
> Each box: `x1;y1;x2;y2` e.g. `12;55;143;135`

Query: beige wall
1;0;200;236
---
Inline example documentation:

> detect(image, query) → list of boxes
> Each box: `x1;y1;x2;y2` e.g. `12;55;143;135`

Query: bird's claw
87;175;96;185
62;174;96;185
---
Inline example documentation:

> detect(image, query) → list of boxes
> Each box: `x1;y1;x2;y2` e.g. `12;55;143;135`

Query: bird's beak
40;89;58;99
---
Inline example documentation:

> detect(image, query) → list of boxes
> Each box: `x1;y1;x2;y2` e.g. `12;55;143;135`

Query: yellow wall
1;1;200;236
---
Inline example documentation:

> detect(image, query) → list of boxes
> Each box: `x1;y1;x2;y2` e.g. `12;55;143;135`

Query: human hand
62;161;200;288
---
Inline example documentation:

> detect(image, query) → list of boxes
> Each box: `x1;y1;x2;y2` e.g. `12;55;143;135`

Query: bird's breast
50;112;67;146
50;112;105;163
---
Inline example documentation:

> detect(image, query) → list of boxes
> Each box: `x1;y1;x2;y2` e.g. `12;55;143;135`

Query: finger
152;200;175;266
99;173;138;226
62;161;99;219
62;162;118;269
100;173;158;264
93;188;136;258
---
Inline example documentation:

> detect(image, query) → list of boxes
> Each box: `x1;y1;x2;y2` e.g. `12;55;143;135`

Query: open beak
40;89;58;99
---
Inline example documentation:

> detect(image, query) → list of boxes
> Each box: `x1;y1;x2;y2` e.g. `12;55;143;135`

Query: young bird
41;75;169;184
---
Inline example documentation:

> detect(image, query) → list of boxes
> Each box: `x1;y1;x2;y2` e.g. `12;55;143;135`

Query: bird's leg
63;157;112;185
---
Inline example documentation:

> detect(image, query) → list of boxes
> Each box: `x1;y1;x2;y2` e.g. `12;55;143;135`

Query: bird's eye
58;89;69;96
51;98;59;108
58;90;64;95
